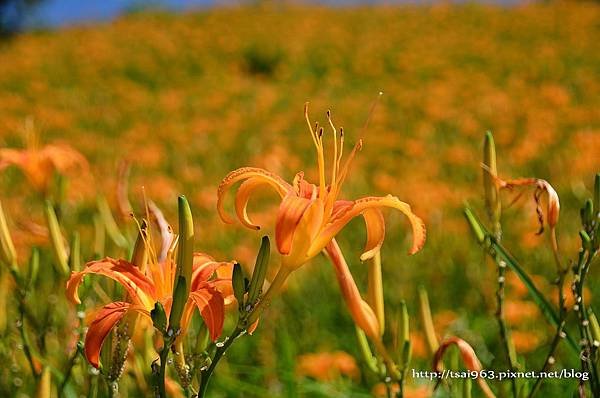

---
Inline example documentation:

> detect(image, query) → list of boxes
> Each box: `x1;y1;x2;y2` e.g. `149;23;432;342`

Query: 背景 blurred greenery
0;2;599;397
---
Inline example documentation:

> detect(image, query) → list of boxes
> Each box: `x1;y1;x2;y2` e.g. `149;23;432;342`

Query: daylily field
0;2;599;397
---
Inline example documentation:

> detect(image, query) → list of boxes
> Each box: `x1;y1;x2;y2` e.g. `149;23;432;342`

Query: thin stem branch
198;327;244;397
156;342;170;398
529;227;568;397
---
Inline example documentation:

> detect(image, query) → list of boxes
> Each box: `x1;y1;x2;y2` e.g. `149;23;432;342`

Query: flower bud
247;236;270;307
483;131;501;233
69;232;81;272
418;286;438;354
35;366;51;398
131;220;148;270
168;276;187;333
97;196;128;249
0;200;17;268
175;196;194;300
581;199;593;229
45;200;69;276
232;262;246;310
151;302;168;334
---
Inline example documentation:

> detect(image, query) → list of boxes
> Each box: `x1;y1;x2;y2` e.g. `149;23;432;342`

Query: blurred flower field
0;2;598;397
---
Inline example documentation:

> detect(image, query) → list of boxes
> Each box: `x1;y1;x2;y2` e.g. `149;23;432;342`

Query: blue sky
22;0;521;28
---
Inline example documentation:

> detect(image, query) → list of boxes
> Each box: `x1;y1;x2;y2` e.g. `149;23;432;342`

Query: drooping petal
496;176;560;233
275;193;314;255
359;208;385;262
217;167;291;225
312;195;426;257
325;240;379;339
433;337;495;398
187;286;225;341
84;302;149;368
66;258;156;307
234;177;285;230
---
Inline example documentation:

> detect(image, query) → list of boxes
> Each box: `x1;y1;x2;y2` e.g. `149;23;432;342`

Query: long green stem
494;256;518;398
198;327;244;397
573;250;599;395
156;343;170;398
18;302;38;379
529;229;568;397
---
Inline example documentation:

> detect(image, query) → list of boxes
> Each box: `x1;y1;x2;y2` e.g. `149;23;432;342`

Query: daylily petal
84;302;149;368
282;198;325;269
187;286;225;341
235;177;286;230
66;258;156;307
209;278;236;306
275;193;314;256
218;167;291;225
360;208;385;262
313;195;426;257
293;172;318;199
326;240;379;339
190;253;233;292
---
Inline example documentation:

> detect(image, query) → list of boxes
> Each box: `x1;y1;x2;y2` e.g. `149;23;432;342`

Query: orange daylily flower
66;242;234;368
218;104;425;284
0;126;88;193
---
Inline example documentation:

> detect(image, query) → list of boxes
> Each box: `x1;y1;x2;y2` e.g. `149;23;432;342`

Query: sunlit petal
234;177;285;230
275;193;313;255
84;302;149;368
313;195;425;257
326;240;379;339
66;258;156;307
188;286;225;341
359;208;385;262
217;167;291;225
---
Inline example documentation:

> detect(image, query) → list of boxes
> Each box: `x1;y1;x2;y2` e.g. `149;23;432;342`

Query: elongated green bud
35;366;52;398
45;200;69;276
581;199;593;228
483;131;501;235
401;340;412;369
463;377;472;398
168;276;187;333
580;230;592;250
464;207;485;244
588;309;600;344
247;236;270;307
151;302;167;334
0;201;17;268
232;262;246;310
28;248;40;288
131;220;148;270
367;251;384;336
418;285;439;354
355;326;379;374
175;196;194;300
97;196;128;249
397;300;410;363
69;232;81;272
